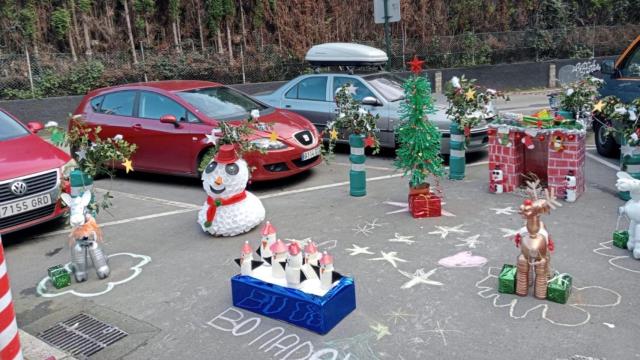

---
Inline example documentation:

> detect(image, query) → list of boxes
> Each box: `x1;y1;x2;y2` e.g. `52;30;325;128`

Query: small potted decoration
557;76;603;125
325;85;380;197
445;76;507;180
395;56;444;218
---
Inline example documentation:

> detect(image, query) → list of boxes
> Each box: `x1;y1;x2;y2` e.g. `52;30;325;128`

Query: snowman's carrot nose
215;176;223;185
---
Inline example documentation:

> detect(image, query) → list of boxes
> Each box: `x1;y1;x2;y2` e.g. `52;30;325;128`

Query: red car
71;80;322;181
0;109;71;235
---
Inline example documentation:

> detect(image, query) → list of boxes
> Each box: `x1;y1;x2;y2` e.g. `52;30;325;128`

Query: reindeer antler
525;180;541;200
544;188;562;210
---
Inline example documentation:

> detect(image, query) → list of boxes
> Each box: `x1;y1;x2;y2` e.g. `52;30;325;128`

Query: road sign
373;0;401;24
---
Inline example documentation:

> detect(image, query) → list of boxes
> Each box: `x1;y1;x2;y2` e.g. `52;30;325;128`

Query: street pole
383;0;391;70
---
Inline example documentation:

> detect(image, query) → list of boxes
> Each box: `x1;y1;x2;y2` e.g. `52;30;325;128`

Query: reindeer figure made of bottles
514;180;562;299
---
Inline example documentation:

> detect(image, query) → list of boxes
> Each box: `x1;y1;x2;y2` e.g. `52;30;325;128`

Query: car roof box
305;43;388;67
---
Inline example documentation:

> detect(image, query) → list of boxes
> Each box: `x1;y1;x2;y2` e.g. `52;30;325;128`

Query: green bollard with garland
448;123;466;180
349;134;366;197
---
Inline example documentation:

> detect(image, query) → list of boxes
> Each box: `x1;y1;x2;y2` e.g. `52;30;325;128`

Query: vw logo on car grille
10;181;28;196
302;134;310;142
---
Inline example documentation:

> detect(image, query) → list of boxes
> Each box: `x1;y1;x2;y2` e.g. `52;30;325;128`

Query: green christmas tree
395;61;444;187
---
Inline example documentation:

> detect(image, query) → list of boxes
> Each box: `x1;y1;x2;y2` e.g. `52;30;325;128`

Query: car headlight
251;138;288;150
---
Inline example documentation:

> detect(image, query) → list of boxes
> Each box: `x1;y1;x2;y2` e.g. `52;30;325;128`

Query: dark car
71;80;322;181
595;35;640;157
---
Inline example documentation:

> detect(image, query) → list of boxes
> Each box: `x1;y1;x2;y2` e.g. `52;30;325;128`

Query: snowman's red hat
261;221;276;236
304;241;318;254
320;251;333;265
288;242;301;256
270;239;287;254
215;144;239;164
242;241;252;254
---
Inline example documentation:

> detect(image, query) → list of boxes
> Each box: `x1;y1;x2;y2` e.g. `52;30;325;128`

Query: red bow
514;233;521;248
205;191;247;227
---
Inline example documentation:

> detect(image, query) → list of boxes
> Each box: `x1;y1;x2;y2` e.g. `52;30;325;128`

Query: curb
19;330;76;360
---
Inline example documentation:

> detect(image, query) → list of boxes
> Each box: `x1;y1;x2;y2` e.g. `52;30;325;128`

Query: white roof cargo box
305;43;388;67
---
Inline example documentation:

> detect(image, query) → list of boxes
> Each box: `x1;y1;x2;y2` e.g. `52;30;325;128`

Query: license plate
0;194;52;218
301;146;321;161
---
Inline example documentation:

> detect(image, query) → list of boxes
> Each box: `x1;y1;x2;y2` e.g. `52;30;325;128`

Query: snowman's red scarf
204;191;247;227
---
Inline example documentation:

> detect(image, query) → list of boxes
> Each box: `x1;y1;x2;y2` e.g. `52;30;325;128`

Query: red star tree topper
407;56;425;75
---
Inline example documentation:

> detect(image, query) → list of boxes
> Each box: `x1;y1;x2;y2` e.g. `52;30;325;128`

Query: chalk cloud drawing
475;266;621;327
37;252;151;298
593;240;640;274
438;251;487;268
398;268;443;289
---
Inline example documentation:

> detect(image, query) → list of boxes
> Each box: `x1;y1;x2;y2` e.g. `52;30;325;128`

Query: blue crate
231;275;356;335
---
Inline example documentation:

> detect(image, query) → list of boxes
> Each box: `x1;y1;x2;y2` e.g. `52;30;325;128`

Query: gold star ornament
592;100;605;113
465;88;476;101
122;158;134;173
329;128;339;140
268;130;278;142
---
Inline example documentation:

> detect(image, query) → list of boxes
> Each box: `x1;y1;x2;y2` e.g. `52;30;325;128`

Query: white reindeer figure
616;171;640;259
60;191;110;282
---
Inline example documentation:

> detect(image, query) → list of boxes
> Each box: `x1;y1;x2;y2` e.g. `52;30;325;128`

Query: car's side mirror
601;59;616;75
160;114;181;128
27;121;44;133
362;96;382;106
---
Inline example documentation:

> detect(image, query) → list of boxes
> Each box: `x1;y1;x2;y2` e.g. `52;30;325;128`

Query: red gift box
408;193;441;218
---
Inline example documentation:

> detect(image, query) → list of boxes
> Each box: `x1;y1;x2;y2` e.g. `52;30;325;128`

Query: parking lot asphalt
3;137;638;359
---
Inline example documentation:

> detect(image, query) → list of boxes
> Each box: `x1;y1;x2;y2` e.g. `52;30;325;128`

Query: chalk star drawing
419;320;462;346
593;240;640;274
500;228;520;238
429;225;468;239
398;268;443;289
369;251;408;268
475;266;621;327
286;238;338;251
455;234;483;249
352;224;374;237
323;332;380;360
388;233;415;244
345;244;375;256
383;201;455;217
407;337;425;345
385;308;416;325
366;218;386;229
491;206;517;215
370;323;391;340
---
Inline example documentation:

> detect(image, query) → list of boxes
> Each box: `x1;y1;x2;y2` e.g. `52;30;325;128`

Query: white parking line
586;152;619;171
333;162;394;171
103;189;200;209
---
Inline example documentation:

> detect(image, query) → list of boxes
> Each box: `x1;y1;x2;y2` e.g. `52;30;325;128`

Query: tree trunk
145;20;151;46
172;21;182;54
82;14;92;58
123;0;138;64
239;0;247;49
68;29;78;62
69;0;81;43
226;20;233;62
177;16;182;48
217;28;223;54
196;5;205;53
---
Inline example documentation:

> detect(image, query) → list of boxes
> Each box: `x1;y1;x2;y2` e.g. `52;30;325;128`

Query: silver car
255;72;489;154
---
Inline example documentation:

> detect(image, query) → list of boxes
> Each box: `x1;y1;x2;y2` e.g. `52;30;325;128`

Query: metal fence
1;24;638;100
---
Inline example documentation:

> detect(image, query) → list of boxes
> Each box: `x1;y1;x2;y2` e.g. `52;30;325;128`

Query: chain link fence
1;24;638;100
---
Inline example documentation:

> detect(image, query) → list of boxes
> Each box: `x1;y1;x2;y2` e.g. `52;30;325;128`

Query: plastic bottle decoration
304;241;321;266
197;144;265;236
449;122;466;180
490;165;504;194
514;180;561;299
235;241;262;276
256;221;277;265
60;191;110;282
317;252;344;291
285;243;306;288
615;171;640;259
270;239;288;279
564;171;577;202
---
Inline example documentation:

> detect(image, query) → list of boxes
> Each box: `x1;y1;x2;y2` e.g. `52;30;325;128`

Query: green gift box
47;265;71;289
613;230;629;249
546;273;572;304
498;264;516;294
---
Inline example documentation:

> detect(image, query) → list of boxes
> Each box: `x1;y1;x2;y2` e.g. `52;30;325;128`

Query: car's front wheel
594;119;620;158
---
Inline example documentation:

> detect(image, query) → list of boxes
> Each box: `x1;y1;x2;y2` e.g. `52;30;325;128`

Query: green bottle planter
349;134;366;197
619;144;640;201
449;123;466;180
69;168;96;215
556;110;574;120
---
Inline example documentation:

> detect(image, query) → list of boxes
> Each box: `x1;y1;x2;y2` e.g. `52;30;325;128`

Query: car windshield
364;73;405;102
177;87;268;120
0;111;28;141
